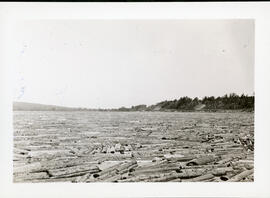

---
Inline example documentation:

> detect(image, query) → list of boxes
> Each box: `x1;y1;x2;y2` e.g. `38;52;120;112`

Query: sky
11;20;254;109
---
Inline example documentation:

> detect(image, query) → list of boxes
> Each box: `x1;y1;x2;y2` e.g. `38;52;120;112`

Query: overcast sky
11;20;254;108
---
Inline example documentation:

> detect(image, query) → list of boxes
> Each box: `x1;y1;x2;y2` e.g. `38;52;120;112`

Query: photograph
12;19;254;183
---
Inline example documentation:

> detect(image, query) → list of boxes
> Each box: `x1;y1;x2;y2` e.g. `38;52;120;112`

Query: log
166;156;194;162
118;163;138;174
135;162;179;173
186;155;218;166
13;171;50;182
230;161;254;170
48;165;100;178
148;169;205;182
211;167;234;176
116;160;137;173
74;172;91;183
132;166;180;175
219;169;244;181
180;164;227;170
13;162;43;174
147;173;180;182
88;161;137;182
177;169;205;179
217;157;235;165
121;173;172;182
101;163;138;182
184;173;214;182
228;169;254;182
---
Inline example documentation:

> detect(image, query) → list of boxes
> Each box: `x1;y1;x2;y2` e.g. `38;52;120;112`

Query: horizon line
13;92;255;110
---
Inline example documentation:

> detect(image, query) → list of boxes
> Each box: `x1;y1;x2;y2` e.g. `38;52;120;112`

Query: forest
117;93;254;112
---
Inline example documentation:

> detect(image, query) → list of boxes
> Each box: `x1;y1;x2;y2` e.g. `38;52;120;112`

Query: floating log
230;161;254;170
121;173;171;182
211;167;233;176
177;169;205;179
74;172;91;183
132;166;180;175
13;162;43;174
116;160;137;173
152;157;163;162
184;173;214;182
100;162;138;182
88;161;137;182
217;157;235;165
14;171;50;182
186;155;218;166
48;165;100;178
228;169;254;182
165;156;194;162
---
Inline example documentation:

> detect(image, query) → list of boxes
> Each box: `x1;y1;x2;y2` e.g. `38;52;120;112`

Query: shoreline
13;109;254;113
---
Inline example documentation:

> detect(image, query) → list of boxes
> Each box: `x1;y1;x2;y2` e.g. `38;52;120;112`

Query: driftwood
131;166;180;176
14;172;50;182
186;155;218;166
184;173;214;182
217;157;235;165
147;174;180;182
228;169;254;182
48;165;100;178
211;167;234;176
120;173;171;182
87;161;137;182
166;156;194;162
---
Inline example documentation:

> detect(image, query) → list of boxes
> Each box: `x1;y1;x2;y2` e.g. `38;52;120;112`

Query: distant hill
13;102;87;111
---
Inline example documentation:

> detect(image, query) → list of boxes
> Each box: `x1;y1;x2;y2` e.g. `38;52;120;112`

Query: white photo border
0;2;269;198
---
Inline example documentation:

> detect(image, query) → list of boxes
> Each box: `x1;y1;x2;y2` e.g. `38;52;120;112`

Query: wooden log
102;173;127;182
87;161;137;182
186;155;218;166
147;173;180;182
132;166;180;175
183;173;214;182
13;171;50;182
135;160;169;171
116;160;137;173
48;165;100;178
177;169;205;179
121;173;172;182
136;162;179;172
99;162;138;182
13;162;43;174
147;169;205;182
166;156;194;162
13;148;29;155
228;169;254;182
230;161;254;170
86;169;118;182
217;157;235;165
180;164;227;170
169;178;182;182
211;167;234;176
74;172;91;183
219;170;243;181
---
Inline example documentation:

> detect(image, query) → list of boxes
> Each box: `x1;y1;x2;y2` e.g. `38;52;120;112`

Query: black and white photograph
11;19;255;183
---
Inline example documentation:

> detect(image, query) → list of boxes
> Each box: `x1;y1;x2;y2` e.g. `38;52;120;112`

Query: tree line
116;93;254;112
